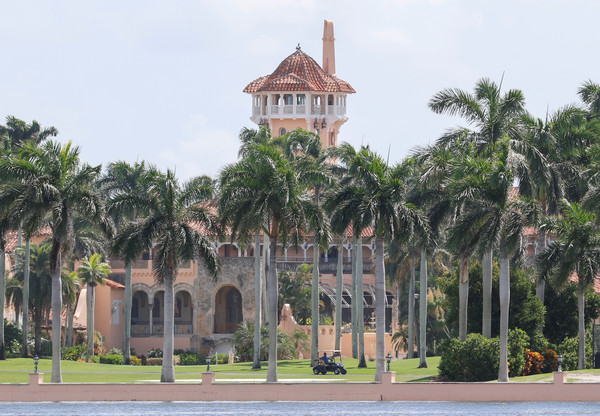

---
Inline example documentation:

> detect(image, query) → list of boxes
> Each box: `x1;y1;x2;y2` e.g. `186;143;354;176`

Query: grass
0;356;441;384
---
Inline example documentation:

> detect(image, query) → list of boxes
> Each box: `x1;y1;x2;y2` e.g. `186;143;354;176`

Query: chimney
322;20;335;75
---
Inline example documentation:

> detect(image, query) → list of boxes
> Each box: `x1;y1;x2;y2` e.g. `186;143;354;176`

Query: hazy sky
2;1;599;180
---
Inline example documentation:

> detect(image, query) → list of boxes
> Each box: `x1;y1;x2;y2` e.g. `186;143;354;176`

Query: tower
243;20;355;148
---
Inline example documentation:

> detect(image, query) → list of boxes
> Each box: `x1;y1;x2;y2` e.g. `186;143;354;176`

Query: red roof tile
244;48;355;94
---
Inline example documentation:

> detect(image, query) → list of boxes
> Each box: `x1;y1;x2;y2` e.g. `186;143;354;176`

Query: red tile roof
244;47;355;94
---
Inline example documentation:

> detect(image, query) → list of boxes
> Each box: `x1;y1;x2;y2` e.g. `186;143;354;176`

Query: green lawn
0;356;441;384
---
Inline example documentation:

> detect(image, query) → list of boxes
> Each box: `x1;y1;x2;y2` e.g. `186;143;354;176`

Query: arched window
214;286;243;333
279;127;287;136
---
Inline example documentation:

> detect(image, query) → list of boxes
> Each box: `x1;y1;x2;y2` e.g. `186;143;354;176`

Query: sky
2;0;599;181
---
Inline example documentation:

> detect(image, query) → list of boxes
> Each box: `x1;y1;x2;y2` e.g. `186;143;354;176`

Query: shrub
89;355;100;364
40;339;52;357
217;353;228;364
129;355;142;366
3;320;23;357
174;349;186;355
99;354;124;365
522;349;545;376
543;349;558;373
529;331;548;353
179;352;205;366
148;348;163;358
108;347;123;355
65;344;87;361
146;357;162;366
438;334;499;381
558;329;593;370
508;328;529;377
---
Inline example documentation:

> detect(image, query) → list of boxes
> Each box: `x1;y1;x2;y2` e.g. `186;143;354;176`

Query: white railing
270;105;279;114
283;105;293;114
328;106;335;115
252;106;262;116
296;105;306;114
312;105;322;115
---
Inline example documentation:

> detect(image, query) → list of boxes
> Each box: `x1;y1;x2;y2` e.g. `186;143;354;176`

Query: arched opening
214;286;243;334
131;291;149;336
175;290;193;334
153;291;164;335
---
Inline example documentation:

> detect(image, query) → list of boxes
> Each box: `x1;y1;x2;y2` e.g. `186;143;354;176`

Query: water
1;401;600;415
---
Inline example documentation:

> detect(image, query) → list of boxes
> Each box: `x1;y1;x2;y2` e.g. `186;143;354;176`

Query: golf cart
312;350;347;375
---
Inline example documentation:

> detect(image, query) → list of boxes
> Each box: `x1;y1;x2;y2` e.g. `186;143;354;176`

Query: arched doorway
214;286;243;334
175;290;193;334
131;291;149;336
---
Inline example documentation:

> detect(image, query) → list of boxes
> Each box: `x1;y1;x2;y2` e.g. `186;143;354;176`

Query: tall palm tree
284;129;334;365
113;170;220;382
538;201;600;370
0;116;58;148
0;140;112;382
0;221;6;360
77;253;111;359
62;271;81;350
327;146;426;381
7;242;53;356
219;135;316;382
102;160;157;364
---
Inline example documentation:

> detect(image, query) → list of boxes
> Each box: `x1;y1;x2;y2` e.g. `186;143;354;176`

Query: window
279;127;287;136
296;94;306;105
328;95;334;105
283;94;293;105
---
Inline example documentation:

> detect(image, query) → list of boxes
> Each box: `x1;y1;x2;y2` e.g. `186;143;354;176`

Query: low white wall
0;372;596;402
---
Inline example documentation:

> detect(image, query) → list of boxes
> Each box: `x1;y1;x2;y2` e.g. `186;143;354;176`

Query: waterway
2;401;600;415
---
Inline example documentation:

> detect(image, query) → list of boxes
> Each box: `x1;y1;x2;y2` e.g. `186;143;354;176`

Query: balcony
253;103;346;119
131;322;192;336
276;258;373;274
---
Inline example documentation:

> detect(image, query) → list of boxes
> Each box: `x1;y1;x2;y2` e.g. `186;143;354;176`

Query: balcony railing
276;259;373;274
131;322;192;336
255;104;345;119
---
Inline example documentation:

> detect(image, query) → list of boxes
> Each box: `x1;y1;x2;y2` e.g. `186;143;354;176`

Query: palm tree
284;129;334;365
0;221;7;360
0;140;112;382
430;77;529;346
7;242;53;356
62;271;81;350
0;116;58;148
113;170;220;382
219;135;315;382
77;253;111;360
102;160;157;364
538;201;600;369
327;146;426;381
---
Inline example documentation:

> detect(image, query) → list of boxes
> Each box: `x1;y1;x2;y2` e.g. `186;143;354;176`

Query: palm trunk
498;246;510;382
252;233;262;369
536;231;547;307
335;238;344;351
266;226;279;382
458;256;469;341
357;235;366;367
67;302;74;347
51;246;63;383
578;276;585;370
311;238;319;364
262;231;269;325
419;247;428;368
20;239;31;357
374;236;386;381
161;269;175;382
351;236;358;359
87;283;95;359
34;309;42;355
123;260;132;364
0;247;5;360
482;249;493;338
407;251;416;359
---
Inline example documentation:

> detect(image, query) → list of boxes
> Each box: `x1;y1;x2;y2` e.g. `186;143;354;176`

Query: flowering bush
522;349;545;376
543;349;558;373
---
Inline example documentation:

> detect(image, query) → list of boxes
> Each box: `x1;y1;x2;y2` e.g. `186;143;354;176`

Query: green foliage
99;354;124;365
233;321;268;361
439;259;544;339
147;347;163;358
89;355;100;364
544;284;600;344
108;347;123;355
438;334;499;381
522;349;545;376
3;320;23;357
557;329;594;370
179;352;206;366
543;349;558;373
64;344;87;361
278;265;311;325
508;328;529;377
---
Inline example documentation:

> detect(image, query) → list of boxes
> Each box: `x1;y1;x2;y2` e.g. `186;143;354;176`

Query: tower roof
243;47;355;94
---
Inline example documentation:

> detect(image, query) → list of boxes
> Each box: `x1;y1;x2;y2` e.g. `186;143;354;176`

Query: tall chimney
322;20;335;75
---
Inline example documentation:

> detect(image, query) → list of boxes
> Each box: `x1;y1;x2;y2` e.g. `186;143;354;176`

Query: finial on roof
296;43;301;51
